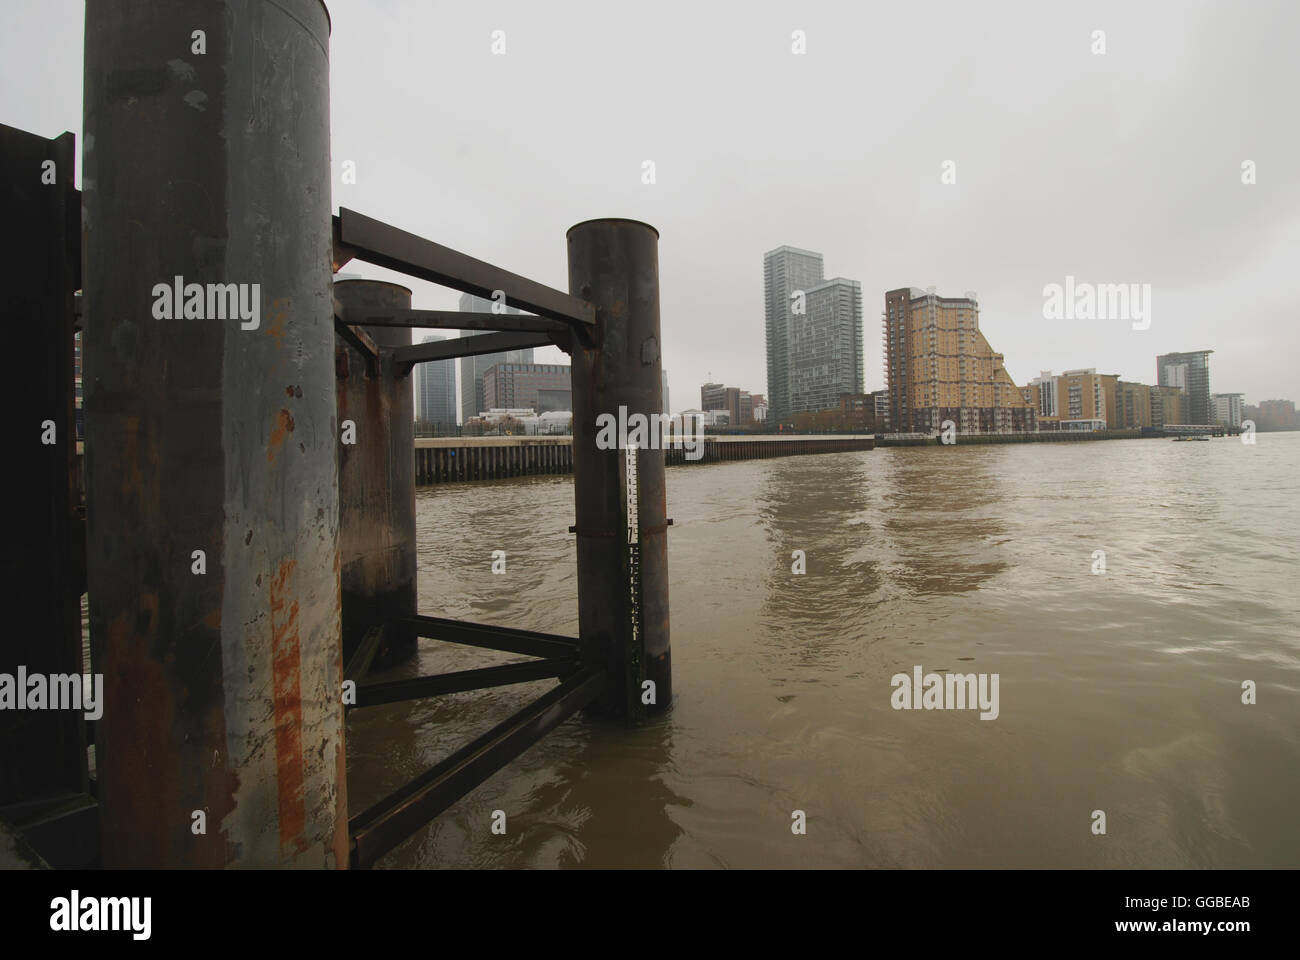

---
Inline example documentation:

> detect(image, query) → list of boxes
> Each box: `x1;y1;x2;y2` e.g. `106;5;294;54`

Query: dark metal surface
351;657;580;709
392;330;555;366
348;666;605;868
332;214;358;273
0;124;86;806
59;0;679;872
567;219;671;721
82;0;346;867
334;281;418;671
405;615;580;659
7;795;98;868
338;207;596;330
341;307;569;337
332;315;380;373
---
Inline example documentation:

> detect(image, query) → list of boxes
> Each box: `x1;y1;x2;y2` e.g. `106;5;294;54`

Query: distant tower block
334;279;417;670
82;0;345;866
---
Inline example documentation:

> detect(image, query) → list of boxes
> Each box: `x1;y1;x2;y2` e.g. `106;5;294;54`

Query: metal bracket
332;298;382;377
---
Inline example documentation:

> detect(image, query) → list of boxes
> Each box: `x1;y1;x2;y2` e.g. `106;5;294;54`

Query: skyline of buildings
415;333;457;430
752;252;1276;434
457;292;535;425
412;256;1282;437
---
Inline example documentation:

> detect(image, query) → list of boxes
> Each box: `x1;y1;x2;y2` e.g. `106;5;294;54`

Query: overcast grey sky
4;0;1298;411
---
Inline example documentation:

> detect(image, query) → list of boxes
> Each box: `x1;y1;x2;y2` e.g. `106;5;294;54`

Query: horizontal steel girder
336;208;595;329
340;307;569;336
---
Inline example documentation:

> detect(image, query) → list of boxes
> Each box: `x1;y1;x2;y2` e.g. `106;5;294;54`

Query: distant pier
875;425;1228;447
413;434;875;484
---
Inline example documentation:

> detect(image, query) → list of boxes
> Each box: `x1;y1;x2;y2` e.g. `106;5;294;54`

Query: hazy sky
5;0;1298;411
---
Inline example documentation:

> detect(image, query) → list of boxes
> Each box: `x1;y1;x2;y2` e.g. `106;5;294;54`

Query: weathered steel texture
333;324;380;375
83;0;345;867
331;214;358;274
342;307;568;337
405;614;580;659
334;281;417;672
566;219;671;720
348;666;605;868
391;330;555;366
331;298;380;373
0;124;86;805
337;207;596;331
7;794;98;868
351;657;580;709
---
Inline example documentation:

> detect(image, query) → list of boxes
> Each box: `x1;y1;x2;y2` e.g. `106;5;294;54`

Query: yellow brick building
1114;380;1152;429
884;287;1036;434
1054;369;1119;427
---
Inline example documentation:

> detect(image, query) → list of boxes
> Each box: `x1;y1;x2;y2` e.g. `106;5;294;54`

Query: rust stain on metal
117;415;149;504
329;544;347;868
267;408;296;464
100;601;177;863
101;595;234;867
269;558;310;858
265;297;290;351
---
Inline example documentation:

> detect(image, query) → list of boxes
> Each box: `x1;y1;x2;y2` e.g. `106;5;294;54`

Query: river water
346;434;1300;868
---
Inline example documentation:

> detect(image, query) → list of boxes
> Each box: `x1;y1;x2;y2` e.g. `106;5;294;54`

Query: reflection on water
347;434;1300;868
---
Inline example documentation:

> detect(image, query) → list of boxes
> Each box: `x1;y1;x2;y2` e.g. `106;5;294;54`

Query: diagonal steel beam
348;666;605;868
332;296;381;375
392;330;556;367
405;615;580;659
334;317;380;360
338;208;595;331
349;657;579;709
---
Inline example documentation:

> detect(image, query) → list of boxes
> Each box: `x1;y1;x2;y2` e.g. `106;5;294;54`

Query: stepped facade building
884;287;1036;434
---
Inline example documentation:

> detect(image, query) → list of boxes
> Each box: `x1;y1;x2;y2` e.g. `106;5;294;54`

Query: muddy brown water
346;434;1300;868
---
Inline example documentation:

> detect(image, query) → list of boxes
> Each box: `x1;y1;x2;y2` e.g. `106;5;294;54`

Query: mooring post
567;219;671;721
333;280;417;671
82;0;346;866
